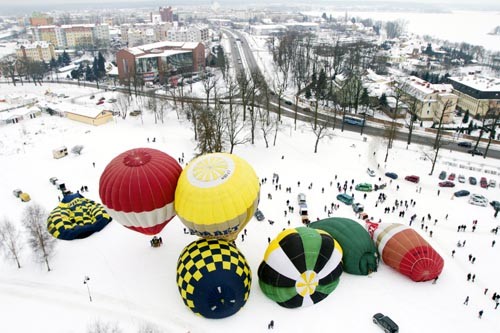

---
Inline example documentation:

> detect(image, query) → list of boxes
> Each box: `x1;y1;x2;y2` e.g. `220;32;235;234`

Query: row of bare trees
0;203;56;271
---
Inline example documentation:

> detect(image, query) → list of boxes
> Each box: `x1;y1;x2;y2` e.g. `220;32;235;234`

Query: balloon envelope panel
99;148;182;235
176;238;252;319
47;193;111;240
258;227;343;308
371;223;444;282
174;153;260;240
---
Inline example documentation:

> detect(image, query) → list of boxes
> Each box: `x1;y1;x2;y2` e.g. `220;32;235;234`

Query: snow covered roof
126;41;201;56
0;107;39;121
137;50;190;59
448;74;500;92
41;101;109;119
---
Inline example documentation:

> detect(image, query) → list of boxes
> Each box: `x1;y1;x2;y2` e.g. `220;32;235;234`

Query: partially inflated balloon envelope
310;217;378;275
366;222;444;282
47;193;111;240
174;153;260;240
176;238;252;319
258;227;343;308
99;148;182;235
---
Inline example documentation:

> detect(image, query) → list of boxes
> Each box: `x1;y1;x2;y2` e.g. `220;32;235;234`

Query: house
43;102;113;126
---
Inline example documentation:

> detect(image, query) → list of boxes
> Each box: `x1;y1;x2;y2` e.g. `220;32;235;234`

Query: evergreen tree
305;87;312;99
62;50;71;66
360;88;370;109
49;58;58;70
92;57;99;79
379;93;388;107
97;52;106;78
463;110;470;123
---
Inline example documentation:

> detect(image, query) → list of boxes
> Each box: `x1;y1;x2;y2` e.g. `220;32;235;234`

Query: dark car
385;172;398;180
469;176;477;185
405;175;420;183
490;200;500;210
438;171;446;180
337;193;353;205
468;148;484;156
254;208;265;221
480;177;488;189
458;141;472;148
439;181;455;188
454;190;470;197
373;313;399;333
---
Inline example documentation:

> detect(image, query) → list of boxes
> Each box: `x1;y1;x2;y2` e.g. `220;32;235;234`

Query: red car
439;181;455;187
448;173;456;181
405;175;420;183
96;100;104;105
480;177;488;189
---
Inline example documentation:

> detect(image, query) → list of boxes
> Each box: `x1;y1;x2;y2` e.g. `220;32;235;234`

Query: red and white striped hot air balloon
367;222;444;282
99;148;182;235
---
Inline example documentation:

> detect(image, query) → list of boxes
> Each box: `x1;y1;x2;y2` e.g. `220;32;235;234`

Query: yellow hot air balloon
174;153;260;240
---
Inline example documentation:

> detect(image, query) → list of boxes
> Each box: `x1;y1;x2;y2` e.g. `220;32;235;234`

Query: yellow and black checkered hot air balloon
258;227;343;308
47;193;112;240
176;238;252;319
174;153;260;241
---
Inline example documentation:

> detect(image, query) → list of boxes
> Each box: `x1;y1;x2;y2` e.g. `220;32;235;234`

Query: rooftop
448;74;500;92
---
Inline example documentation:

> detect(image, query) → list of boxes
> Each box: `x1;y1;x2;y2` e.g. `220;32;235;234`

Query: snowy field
0;82;500;333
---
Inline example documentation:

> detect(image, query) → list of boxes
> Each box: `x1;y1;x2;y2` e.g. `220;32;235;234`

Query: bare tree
424;100;454;175
484;107;500;158
86;320;122;333
0;218;24;268
0;55;18;86
146;90;160;124
385;20;407;39
237;72;251;121
22;203;56;272
258;108;275;148
201;71;217;108
195;104;225;155
114;92;130;119
311;116;334;153
225;103;249;153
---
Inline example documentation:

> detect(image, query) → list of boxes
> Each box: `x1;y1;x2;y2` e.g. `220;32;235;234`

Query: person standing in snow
464;296;469;305
478;310;483;319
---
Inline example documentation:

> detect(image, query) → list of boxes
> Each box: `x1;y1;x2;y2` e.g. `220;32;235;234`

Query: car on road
448;173;456;181
468;148;484;156
454;190;470;197
480;177;488;189
337;193;353;205
367;168;376;177
469;176;477;185
458;141;472;148
438;171;447;180
355;183;373;192
373;313;399;333
458;174;466;183
96;100;104;105
439;181;455;188
254;208;265;221
352;202;364;213
469;194;488;207
284;99;293;106
385;172;398;180
404;175;420;183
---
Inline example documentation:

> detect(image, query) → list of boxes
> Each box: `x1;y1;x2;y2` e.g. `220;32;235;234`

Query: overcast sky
2;0;500;5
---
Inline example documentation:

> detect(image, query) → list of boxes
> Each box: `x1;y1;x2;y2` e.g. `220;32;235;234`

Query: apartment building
159;6;174;23
120;23;171;46
166;25;209;43
29;16;54;26
116;41;205;84
16;41;56;62
31;24;109;49
447;74;500;118
398;76;458;123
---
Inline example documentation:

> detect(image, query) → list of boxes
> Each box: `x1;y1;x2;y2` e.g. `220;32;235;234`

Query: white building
166;25;209;43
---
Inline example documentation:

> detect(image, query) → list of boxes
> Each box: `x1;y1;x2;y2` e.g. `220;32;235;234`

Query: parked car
448;173;456;181
438;171;447;180
373;313;399;333
254;208;265;221
96;100;104;105
130;110;142;116
385;172;398;180
480;177;488;189
355;183;373;192
367;168;376;177
13;189;31;202
458;141;472;148
108;98;117;103
468;148;484;156
337;193;353;205
439;181;455;188
89;95;95;99
469;176;477;185
454;190;470;197
488;179;497;188
469;194;488;207
404;175;420;183
352;202;364;213
458;174;466;183
490;200;500;210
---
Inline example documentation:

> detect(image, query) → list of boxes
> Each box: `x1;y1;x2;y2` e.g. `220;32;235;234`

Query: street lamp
83;276;92;302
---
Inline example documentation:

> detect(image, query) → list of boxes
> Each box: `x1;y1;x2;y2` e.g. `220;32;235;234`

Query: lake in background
306;10;500;52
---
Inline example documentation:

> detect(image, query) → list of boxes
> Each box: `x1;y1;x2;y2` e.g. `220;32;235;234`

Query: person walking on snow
464;296;469;305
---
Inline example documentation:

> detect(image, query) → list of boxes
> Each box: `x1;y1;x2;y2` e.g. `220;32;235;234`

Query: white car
367;168;376;177
489;179;497;188
468;194;488;207
458;175;466;183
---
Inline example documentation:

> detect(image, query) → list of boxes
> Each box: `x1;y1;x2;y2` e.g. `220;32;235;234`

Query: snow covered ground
1;82;500;333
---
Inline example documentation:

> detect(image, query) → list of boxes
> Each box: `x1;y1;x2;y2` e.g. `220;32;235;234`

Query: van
52;146;68;159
